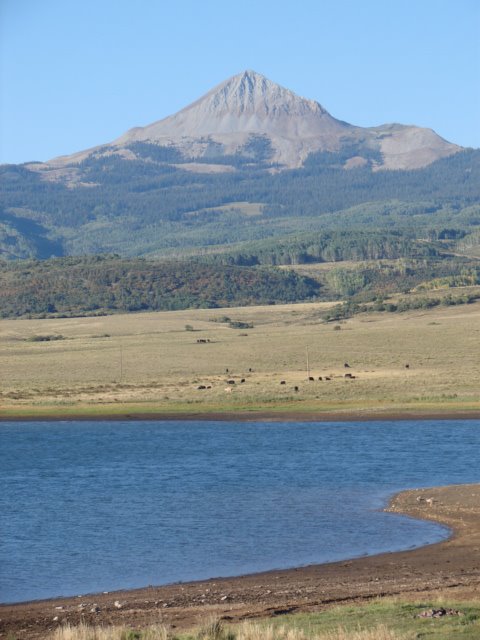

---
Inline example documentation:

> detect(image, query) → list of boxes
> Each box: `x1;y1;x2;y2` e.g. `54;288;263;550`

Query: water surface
1;419;479;603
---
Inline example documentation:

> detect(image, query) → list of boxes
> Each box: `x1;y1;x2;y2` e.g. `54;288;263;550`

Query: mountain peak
116;70;343;147
53;71;461;171
186;69;328;119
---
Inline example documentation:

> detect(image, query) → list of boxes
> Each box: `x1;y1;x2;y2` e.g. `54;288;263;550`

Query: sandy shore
1;483;479;639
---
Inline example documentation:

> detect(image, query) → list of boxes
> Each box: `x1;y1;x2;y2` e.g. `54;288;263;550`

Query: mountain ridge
45;70;461;171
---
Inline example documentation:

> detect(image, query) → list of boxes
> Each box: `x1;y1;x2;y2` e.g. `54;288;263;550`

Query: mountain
46;70;460;172
1;71;479;263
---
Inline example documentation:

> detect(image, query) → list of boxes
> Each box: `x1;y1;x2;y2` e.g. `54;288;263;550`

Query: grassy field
50;600;480;639
1;299;480;417
255;600;480;640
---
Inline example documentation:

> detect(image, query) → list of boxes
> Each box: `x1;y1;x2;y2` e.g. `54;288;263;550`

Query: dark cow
197;385;206;390
227;379;235;385
344;362;350;368
318;376;323;381
240;378;245;383
308;376;314;381
294;386;299;392
280;380;286;385
405;364;410;369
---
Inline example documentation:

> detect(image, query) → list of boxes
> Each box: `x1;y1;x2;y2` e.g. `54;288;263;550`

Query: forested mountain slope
1;148;479;260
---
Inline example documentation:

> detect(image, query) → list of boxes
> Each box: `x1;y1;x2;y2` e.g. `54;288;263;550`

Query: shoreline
2;408;480;422
1;483;479;639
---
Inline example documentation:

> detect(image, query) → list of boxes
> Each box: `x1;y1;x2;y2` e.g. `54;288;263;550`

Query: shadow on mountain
0;210;64;260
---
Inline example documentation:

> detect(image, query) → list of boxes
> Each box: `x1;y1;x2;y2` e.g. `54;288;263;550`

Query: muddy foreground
1;483;479;639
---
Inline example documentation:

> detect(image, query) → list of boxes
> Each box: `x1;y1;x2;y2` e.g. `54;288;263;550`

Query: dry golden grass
52;622;169;639
52;622;128;639
1;299;479;416
51;621;410;640
234;623;409;640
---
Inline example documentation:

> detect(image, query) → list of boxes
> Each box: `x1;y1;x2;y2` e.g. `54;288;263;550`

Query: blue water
0;420;479;603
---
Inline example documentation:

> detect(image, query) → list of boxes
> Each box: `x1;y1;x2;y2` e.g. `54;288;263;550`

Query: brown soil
1;483;479;639
2;409;480;422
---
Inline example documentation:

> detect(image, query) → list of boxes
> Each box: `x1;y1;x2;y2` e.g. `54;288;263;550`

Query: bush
228;321;253;329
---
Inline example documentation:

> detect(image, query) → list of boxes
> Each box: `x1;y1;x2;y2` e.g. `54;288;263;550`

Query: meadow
1;299;479;418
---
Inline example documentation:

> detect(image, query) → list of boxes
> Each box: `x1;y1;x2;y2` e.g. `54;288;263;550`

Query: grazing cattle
197;385;206;390
344;362;350;368
226;368;229;373
405;363;410;369
206;386;212;389
294;386;299;392
224;387;232;393
197;339;207;343
240;378;245;383
318;376;323;381
227;379;235;385
308;376;314;381
280;380;286;385
248;368;253;372
345;373;353;378
325;377;331;381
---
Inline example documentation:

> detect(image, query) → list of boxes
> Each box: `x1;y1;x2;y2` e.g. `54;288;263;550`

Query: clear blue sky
1;0;479;164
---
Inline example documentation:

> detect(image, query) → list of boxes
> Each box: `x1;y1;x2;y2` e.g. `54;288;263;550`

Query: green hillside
0;255;320;318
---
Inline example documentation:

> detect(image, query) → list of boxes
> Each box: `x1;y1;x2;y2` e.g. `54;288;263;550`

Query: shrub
228;321;253;329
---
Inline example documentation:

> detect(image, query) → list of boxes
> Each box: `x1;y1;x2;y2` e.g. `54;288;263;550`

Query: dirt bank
1;408;479;422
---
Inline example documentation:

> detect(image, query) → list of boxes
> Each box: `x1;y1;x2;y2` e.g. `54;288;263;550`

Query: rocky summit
48;70;460;171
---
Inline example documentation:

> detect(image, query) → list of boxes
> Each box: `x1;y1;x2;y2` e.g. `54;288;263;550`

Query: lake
1;419;479;603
